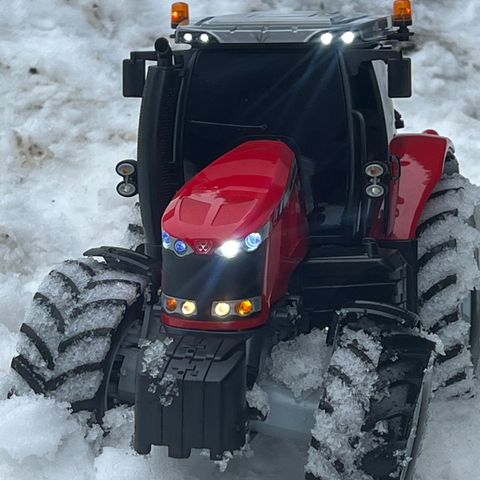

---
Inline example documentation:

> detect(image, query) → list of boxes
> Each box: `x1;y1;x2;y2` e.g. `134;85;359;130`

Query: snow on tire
306;322;383;480
417;168;480;396
9;257;147;416
305;317;434;480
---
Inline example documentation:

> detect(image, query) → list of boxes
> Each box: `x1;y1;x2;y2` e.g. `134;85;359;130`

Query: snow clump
269;329;332;398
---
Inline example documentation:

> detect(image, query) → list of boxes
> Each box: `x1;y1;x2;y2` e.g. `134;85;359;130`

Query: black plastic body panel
162;244;266;318
134;334;247;459
137;65;183;259
291;240;417;329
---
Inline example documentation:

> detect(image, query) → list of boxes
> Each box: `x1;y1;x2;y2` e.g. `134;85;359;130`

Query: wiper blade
190;120;268;131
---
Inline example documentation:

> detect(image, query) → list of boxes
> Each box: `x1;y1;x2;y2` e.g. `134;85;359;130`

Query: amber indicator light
393;0;413;26
236;300;254;317
171;2;190;29
165;297;178;312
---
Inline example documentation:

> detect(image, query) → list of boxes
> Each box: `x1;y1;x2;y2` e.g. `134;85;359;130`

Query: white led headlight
320;32;334;46
218;240;241;259
217;223;270;258
341;31;356;45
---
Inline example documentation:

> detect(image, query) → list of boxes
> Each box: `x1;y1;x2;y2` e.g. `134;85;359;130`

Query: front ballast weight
134;334;248;460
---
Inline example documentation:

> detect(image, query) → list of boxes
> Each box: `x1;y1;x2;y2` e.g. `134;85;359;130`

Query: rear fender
372;132;453;240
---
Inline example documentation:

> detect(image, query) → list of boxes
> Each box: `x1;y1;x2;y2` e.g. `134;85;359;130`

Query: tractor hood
162;140;295;253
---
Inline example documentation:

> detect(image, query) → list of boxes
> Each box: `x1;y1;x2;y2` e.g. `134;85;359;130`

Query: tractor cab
123;7;412;253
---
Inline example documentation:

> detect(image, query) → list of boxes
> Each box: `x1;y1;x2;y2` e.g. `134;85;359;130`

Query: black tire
9;258;147;420
416;156;480;396
305;314;433;480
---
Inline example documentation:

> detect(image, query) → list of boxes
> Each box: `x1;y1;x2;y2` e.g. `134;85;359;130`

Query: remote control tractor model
10;1;480;479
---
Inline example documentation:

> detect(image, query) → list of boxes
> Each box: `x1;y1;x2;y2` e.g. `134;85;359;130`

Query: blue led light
162;231;171;249
174;240;188;255
244;233;262;252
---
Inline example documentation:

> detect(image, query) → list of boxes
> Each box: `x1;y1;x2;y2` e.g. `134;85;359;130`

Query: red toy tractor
10;2;480;479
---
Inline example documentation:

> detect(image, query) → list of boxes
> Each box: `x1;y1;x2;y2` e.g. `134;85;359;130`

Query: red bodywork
372;132;453;240
162;140;309;330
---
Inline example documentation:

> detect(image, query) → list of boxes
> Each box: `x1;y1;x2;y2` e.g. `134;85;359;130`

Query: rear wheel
9;258;147;421
416;161;480;396
305;313;434;480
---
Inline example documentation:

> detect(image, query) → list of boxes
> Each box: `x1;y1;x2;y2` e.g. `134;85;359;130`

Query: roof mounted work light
393;0;413;26
171;2;189;29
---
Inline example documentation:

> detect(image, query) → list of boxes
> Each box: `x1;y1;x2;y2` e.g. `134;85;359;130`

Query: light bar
174;13;393;45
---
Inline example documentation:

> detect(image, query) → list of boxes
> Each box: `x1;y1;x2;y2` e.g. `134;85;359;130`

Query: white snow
0;395;96;480
246;383;270;418
269;329;332;398
141;338;179;405
1;0;480;479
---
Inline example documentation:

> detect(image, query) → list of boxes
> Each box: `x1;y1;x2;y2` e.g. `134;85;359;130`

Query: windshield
181;47;352;234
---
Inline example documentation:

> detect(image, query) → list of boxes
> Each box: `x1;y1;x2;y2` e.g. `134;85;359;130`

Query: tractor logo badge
195;240;213;254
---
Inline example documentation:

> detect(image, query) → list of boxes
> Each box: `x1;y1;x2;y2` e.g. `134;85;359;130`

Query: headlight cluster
217;234;261;259
365;162;388;198
212;297;262;318
217;223;270;259
162;222;269;259
115;160;138;197
318;31;357;46
178;31;217;45
162;294;198;316
162;295;261;319
162;231;193;257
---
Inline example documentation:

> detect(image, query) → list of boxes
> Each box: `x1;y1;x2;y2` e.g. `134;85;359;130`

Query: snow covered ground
1;0;480;478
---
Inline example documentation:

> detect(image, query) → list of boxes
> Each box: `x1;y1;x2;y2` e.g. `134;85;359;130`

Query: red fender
372;132;453;240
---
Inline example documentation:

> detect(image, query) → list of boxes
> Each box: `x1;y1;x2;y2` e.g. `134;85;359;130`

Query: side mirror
123;59;146;98
388;58;412;98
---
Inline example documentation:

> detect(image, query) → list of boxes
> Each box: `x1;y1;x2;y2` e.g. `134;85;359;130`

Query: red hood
162;140;295;251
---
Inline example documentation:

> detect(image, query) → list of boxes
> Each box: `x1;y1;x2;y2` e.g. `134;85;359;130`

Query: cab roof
175;11;393;45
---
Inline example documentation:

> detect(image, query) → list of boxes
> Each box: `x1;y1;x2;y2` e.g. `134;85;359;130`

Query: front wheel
305;312;434;480
9;258;147;421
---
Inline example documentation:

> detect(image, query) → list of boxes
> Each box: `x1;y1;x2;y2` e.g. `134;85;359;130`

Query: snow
140;338;179;405
246;383;270;418
0;395;96;480
269;329;332;398
1;0;480;479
